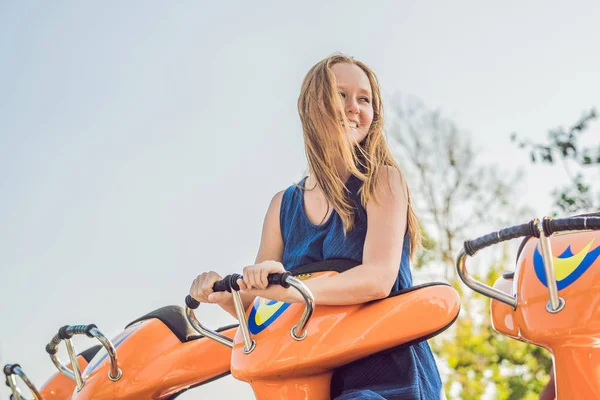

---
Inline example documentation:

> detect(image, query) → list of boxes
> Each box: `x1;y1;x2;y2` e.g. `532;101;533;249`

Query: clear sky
1;1;598;398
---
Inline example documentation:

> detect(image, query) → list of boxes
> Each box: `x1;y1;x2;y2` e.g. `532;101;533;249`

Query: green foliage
433;106;599;398
511;108;599;214
390;94;552;398
413;227;437;270
431;248;553;399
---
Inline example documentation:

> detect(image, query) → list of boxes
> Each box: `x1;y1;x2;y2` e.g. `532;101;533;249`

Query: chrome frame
6;374;22;400
456;248;518;309
50;352;77;382
456;215;585;313
232;290;256;353
285;276;314;340
65;338;85;390
186;274;316;351
185;307;234;348
47;325;122;389
536;220;565;313
4;365;42;400
88;328;122;380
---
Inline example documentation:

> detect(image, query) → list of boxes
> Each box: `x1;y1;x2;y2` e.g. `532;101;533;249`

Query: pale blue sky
1;1;599;398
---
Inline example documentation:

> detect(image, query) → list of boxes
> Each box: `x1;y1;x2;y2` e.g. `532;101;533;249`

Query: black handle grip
212;274;243;293
212;272;292;292
45;324;98;355
3;364;19;376
464;219;539;256
59;324;97;339
267;272;292;288
212;279;229;293
186;272;293;309
45;333;62;355
185;295;200;310
542;216;600;236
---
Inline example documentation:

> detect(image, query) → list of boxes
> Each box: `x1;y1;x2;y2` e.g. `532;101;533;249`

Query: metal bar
456;248;518;308
537;220;564;312
185;308;234;348
6;374;22;400
88;328;122;381
12;366;43;400
287;276;315;340
50;353;76;382
65;338;84;391
231;290;256;353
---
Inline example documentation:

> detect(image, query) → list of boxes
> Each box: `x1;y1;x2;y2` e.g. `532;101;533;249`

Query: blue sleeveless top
280;175;443;400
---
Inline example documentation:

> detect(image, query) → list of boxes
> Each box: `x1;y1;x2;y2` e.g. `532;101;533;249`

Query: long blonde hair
297;53;422;258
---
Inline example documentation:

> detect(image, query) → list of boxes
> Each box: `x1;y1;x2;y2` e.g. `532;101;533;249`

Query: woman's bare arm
241;166;408;305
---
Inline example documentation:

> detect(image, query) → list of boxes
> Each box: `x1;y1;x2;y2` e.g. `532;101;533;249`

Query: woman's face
330;62;374;144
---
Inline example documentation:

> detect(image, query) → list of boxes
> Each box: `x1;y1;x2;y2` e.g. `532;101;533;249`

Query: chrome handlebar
457;216;600;312
45;324;121;391
185;272;315;353
456;248;518;309
3;364;42;400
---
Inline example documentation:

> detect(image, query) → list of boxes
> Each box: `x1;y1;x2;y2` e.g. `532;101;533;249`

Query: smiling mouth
342;120;359;129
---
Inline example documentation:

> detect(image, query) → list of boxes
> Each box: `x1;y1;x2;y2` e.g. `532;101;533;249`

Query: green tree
389;95;527;277
435;245;552;399
389;94;552;399
511;108;598;214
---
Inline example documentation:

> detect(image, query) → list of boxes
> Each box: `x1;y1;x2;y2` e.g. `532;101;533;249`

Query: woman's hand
238;260;302;303
239;260;285;290
189;271;233;304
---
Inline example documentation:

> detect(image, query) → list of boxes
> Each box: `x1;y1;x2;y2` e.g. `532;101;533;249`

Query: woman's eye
338;91;346;98
360;97;370;103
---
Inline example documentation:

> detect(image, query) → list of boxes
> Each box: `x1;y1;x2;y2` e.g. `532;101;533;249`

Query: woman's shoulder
364;165;407;202
266;189;286;215
280;177;308;201
374;165;404;185
267;177;306;215
271;189;285;204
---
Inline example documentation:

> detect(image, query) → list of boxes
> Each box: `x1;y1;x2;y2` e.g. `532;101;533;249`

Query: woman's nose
346;98;359;114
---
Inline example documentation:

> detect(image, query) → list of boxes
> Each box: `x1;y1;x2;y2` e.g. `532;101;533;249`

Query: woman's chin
350;131;368;145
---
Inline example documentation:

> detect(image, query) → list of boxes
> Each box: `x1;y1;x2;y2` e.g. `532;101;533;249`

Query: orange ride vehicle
457;214;600;400
4;259;460;399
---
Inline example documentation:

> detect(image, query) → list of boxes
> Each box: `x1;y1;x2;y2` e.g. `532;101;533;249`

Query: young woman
190;53;444;399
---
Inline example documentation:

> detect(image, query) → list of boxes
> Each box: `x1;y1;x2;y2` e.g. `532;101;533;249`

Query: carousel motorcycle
4;260;461;399
456;214;600;399
4;306;238;400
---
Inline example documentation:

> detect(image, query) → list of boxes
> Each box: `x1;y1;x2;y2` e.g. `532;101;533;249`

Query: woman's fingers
243;266;259;289
208;291;231;303
190;271;226;303
259;267;269;289
242;261;286;290
237;278;248;290
190;274;208;302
